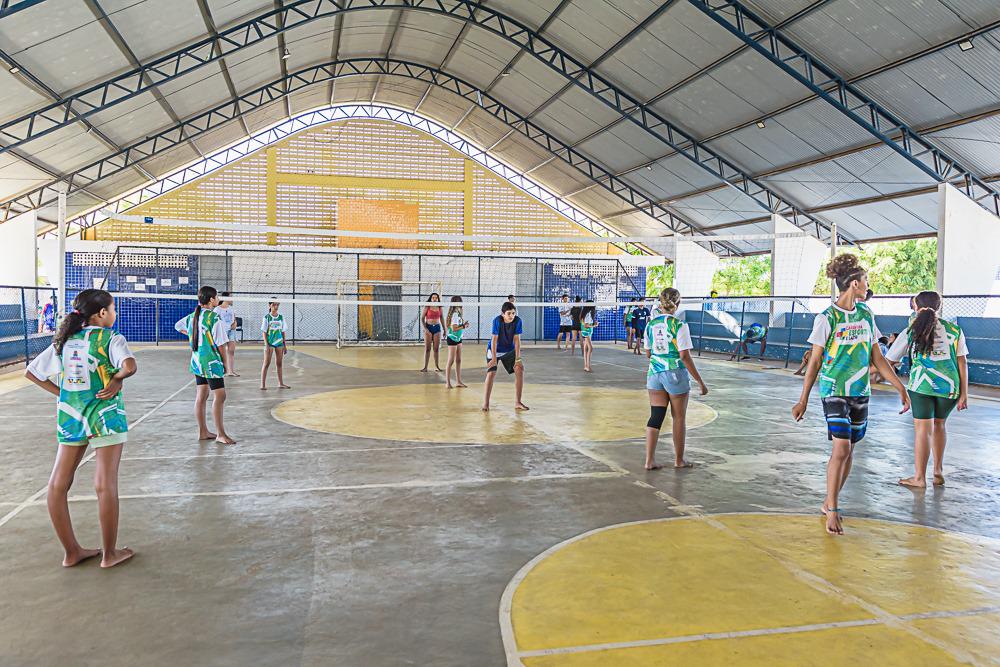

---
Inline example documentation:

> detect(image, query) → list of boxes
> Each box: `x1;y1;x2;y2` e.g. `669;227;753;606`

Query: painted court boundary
498;512;995;666
0;379;194;531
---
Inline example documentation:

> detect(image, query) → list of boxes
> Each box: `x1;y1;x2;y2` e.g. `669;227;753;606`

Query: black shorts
195;376;225;390
558;325;573;334
572;323;581;332
446;337;462;347
487;350;518;375
821;396;869;443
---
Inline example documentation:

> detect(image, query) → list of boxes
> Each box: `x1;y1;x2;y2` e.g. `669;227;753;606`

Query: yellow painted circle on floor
505;514;1000;666
295;344;488;370
272;383;716;444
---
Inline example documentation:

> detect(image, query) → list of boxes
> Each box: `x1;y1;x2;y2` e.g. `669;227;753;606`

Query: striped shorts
821;396;870;444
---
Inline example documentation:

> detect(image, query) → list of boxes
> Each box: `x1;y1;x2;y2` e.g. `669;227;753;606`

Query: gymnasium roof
0;0;998;254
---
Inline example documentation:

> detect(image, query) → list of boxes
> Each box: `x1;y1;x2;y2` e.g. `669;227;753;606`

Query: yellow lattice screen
89;118;615;254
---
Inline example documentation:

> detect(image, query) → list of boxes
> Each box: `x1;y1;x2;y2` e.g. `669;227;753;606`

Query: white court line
516;605;1000;658
41;471;626;505
0;379;193;530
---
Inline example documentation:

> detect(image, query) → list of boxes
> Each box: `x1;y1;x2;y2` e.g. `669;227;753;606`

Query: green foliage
711;256;771;296
812;239;937;295
645;262;674;295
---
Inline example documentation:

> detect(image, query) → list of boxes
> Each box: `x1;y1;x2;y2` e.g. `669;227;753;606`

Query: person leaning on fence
730;322;768;361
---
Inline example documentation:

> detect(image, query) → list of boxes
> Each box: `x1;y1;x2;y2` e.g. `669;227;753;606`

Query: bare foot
420;368;428;373
933;473;945;486
674;460;694;469
644;463;662;471
225;373;237;377
899;477;926;488
447;384;454;389
100;547;134;569
584;367;592;373
198;432;218;441
232;372;240;377
216;435;237;445
435;367;443;372
825;511;843;535
63;547;101;567
481;405;490;412
260;386;267;391
456;382;467;388
278;384;291;389
515;402;530;411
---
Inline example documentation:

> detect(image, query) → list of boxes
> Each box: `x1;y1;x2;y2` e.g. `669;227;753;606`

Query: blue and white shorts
646;368;691;394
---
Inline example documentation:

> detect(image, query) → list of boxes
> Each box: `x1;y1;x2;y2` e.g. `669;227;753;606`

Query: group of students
22;253;973;569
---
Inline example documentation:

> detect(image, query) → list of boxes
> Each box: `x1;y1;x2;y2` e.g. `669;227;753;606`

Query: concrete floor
1;342;998;666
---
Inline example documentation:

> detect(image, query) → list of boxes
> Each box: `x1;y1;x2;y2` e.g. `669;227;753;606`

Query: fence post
784;300;796;369
698;300;706;357
476;256;481;343
737;299;747;362
534;257;540;345
291;250;296;344
154;248;160;347
615;262;620;345
20;287;30;366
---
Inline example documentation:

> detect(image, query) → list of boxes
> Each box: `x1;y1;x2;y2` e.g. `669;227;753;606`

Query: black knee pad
647;405;667;429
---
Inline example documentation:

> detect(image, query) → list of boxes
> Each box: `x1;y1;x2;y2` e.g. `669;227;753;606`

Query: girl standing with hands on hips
792;254;908;535
261;299;290;390
643;288;708;471
25;289;137;568
176;286;236;444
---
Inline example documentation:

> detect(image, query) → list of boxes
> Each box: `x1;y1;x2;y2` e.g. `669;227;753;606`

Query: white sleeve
281;317;288;332
957;331;968;357
676;322;693;351
213;319;229;346
108;334;135;368
872;320;882;343
807;314;831;348
174;316;189;334
885;329;910;363
261;317;268;333
451;312;461;326
27;345;61;381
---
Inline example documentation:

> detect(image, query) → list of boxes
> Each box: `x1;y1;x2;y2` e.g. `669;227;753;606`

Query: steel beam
687;0;1000;217
0;59;740;251
0;0;44;19
0;0;838;243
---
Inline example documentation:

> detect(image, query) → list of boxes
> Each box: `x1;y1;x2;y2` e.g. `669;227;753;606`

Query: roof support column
56;182;67;317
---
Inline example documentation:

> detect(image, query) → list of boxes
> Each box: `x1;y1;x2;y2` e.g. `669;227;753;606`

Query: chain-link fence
683;294;1000;387
0;285;59;368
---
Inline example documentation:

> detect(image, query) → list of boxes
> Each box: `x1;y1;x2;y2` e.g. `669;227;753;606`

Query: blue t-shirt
743;324;767;341
632;307;650;328
489;315;522;355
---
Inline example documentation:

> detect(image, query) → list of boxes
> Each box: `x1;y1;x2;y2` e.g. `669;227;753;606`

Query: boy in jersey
483;302;527;412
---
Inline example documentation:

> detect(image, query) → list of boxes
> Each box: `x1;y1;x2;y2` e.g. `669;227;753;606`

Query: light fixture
8;66;20;74
500;67;511;77
958;39;974;52
756;120;766;129
281;47;291;59
646;165;653;171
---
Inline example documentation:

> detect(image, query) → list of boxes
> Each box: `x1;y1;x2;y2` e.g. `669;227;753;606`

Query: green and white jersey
644;313;692;374
27;327;132;444
262;313;286;347
886;318;967;399
176;309;227;378
808;302;881;398
447;311;465;342
580;312;596;338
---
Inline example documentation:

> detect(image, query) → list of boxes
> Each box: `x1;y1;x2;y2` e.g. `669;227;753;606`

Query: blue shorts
822;396;869;443
425;323;441;335
646;368;690;394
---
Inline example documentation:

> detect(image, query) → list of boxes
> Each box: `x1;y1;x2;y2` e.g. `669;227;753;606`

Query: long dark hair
191;286;218;351
911;291;942;355
53;289;113;354
580;304;596;321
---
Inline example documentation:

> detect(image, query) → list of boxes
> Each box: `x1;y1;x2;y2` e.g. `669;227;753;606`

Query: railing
0;285;58;368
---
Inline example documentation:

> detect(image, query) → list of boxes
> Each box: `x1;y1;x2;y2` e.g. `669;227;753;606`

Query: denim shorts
646;368;691;394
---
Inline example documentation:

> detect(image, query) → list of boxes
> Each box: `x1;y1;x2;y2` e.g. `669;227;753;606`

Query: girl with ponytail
642;288;708;471
884;291;969;488
175;286;236;444
25;289;137;568
793;254;909;535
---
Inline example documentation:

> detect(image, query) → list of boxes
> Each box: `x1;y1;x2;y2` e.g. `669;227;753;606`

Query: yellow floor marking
505;515;1000;666
272;383;716;445
0;369;30;396
911;611;1000;666
295;344;488;370
520;623;965;666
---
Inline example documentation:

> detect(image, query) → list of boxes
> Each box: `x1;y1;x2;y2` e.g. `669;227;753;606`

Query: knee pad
647;405;667;430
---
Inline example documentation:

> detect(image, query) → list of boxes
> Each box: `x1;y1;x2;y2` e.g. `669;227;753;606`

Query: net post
615;262;620;345
20;287;30;366
830;222;838;300
784;299;796;369
291;250;296;344
534;257;539;345
476;256;482;344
